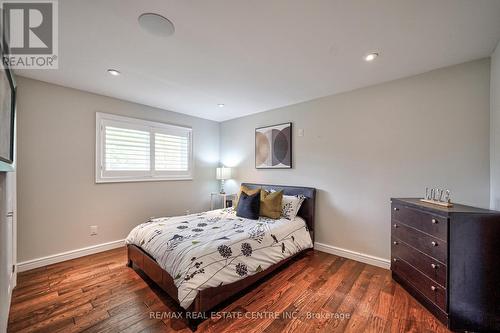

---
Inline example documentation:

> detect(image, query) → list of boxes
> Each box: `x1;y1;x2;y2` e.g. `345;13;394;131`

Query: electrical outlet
90;225;98;236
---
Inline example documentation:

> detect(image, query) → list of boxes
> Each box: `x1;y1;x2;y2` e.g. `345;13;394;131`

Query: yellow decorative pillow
234;185;261;208
260;190;283;219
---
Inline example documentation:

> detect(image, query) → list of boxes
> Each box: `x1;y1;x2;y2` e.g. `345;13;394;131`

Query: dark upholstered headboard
241;183;316;242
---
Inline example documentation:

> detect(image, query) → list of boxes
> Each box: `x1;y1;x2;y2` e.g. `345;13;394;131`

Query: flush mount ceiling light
107;69;121;76
218;104;225;108
138;13;175;37
364;52;379;62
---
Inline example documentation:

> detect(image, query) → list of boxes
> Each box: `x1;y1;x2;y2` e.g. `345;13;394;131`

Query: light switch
298;128;304;137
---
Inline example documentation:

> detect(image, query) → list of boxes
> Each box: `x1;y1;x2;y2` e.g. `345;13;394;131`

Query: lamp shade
216;167;232;180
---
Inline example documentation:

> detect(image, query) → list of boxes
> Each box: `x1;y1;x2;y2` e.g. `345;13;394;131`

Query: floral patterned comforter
125;208;313;309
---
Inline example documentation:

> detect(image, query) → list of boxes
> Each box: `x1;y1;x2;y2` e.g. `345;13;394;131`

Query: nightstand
210;193;236;210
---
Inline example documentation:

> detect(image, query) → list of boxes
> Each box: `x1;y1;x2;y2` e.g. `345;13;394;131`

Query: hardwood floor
8;247;451;333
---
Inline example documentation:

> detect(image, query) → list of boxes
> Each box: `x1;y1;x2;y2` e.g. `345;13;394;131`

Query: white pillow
281;195;306;220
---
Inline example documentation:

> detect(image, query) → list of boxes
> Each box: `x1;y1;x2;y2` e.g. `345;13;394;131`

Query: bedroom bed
125;183;316;315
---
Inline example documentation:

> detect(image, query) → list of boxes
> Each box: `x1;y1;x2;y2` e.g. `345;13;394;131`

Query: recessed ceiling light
365;52;379;62
218;104;225;108
138;13;175;37
107;69;121;76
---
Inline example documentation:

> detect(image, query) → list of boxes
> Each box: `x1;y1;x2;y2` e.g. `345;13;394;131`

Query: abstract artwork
255;123;292;169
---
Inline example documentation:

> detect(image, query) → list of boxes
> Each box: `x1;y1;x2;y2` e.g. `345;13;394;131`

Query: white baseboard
314;242;390;269
16;239;389;272
17;239;126;272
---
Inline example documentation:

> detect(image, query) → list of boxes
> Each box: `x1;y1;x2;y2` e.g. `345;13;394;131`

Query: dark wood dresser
391;198;500;332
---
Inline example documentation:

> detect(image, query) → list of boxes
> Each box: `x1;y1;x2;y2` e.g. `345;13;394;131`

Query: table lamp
216;167;232;194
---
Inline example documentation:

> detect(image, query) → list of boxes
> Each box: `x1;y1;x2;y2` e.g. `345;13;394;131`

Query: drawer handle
431;241;438;247
393;207;399;211
393;241;398;245
431;218;438;224
393;224;398;228
431;285;437;291
431;263;439;269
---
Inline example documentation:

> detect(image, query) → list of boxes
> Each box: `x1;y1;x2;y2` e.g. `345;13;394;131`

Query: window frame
95;112;193;183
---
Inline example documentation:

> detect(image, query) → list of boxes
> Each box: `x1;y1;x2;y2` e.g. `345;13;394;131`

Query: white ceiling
16;0;500;122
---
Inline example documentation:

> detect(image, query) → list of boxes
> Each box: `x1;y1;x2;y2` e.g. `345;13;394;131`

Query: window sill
95;176;193;184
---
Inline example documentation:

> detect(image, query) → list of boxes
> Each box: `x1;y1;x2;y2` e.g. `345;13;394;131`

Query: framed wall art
255;122;292;169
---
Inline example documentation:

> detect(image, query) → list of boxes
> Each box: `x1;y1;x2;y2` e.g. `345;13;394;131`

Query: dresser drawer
392;222;447;263
392;237;446;287
392;203;447;241
392;256;446;311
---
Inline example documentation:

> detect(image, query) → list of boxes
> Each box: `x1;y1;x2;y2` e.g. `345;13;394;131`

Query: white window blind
105;126;150;171
154;132;189;171
96;113;192;183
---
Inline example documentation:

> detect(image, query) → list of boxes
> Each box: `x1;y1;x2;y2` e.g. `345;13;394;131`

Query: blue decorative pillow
236;191;260;220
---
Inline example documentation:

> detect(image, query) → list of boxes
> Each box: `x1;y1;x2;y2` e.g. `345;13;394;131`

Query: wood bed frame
126;183;316;314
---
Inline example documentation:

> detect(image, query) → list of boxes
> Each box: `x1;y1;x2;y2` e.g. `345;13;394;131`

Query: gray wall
220;59;491;260
491;42;500;210
16;77;220;262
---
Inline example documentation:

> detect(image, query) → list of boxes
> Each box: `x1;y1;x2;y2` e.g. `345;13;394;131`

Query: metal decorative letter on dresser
390;198;500;332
